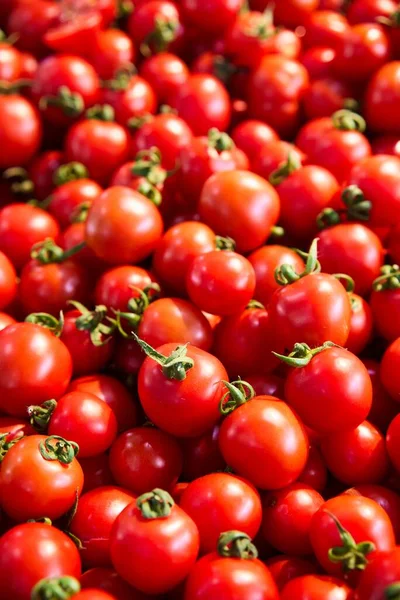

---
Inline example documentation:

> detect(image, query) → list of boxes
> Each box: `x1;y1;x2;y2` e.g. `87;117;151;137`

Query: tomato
380;337;400;402
101;76;157;128
266;556;316;591
219;390;309;489
199;170;280;253
0;251;17;310
95;265;156;313
303;77;356;120
43;10;102;56
262;483;324;556
80;568;142;600
354;547;400;600
0;312;16;331
183;531;279;600
0;42;21;82
0;94;42;169
68;590;116;600
386;414;400;475
89;29;134;80
280;575;352;600
301;46;336;80
85;186;163;264
370;266;400;341
346;293;373;355
282;344;372;434
109;427;183;495
310;495;396;579
48;178;102;230
80;454;114;494
7;0;60;56
0;522;81;600
110;489;199;594
138;341;227;437
128;1;184;56
1;434;83;522
180;425;225;481
303;10;350;49
0;323;72;417
69;486;136;568
248;55;309;138
252;139;306;181
60;222;105;272
317;224;384;296
140;53;189;105
169;74;231;136
364;359;399;433
245;373;285;399
343;485;400;541
0;416;34;436
365;62;400;134
231;119;278;165
181;0;243;34
347;0;397;24
28;150;64;200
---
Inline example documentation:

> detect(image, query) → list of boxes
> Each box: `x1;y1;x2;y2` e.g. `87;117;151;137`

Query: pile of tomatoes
1;0;400;598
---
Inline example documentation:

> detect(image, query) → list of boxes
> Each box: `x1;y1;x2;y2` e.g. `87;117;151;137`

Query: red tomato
48;178;102;230
347;0;397;24
0;416;34;437
0;42;21;82
0;94;42;169
80;454;115;494
7;0;60;56
28;150;64;200
303;10;350;49
95;265;156;313
101;76;157;127
301;47;336;80
346;293;373;355
365;62;400;134
231;119;278;165
69;486;136;568
80;567;142;600
1;434;83;522
181;0;243;34
272;0;318;28
343;485;400;541
265;556;316;591
60;222;105;272
139;52;189;105
0;312;16;331
371;271;400;341
89;29;134;80
0;251;17;309
281;575;352;600
128;0;184;56
303;77;356;120
380;337;400;402
43;10;102;55
180;425;225;481
298;446;328;492
387;414;400;474
364;359;399;433
372;134;400;158
109;427;183;495
354;547;400;600
0;523;81;600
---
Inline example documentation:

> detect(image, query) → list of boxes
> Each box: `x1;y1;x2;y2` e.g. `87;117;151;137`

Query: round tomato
180;425;225;481
95;265;156;313
265;556;316;591
380;337;400;402
343;485;400;541
0;251;16;309
346;293;373;355
365;61;400;134
0;94;42;169
354;547;400;600
101;76;156;127
139;52;189;105
48;177;102;230
231;119;278;165
281;575;352;600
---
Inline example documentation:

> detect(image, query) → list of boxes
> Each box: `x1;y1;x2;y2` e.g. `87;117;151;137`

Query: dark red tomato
262;483;324;556
0;94;42;169
303;77;356;120
296;116;371;183
303;10;350;49
252;139;306;181
70;486;136;568
101;76;156;127
28;150;64;200
248;55;309;138
48;178;103;230
0;416;34;436
48;391;118;458
180;473;262;554
109;427;182;495
65;119;129;186
310;495;396;578
363;359;399;433
80;454;115;494
372;134;400;157
138;297;213;350
181;0;242;34
284;346;372;434
31;55;100;127
354;547;400;600
365;62;400;134
266;556;316;591
130;113;193;170
19;258;92;317
199;170;280;253
245;373;285;399
347;293;373;355
371;280;400;341
317;224;384;296
0;312;16;332
343;485;400;542
344;155;400;227
281;575;352;600
140;52;189;105
231;119;278;165
321;421;389;485
128;1;184;56
219;395;309;490
0;522;81;600
0;251;17;310
1;434;84;522
7;0;60;56
81;567;142;600
347;0;397;24
180;425;225;481
300;47;336;80
0;323;72;417
95;265;156;313
0;42;21;82
60;222;105;272
387;414;400;473
138;342;227;437
152;221;215;295
298;445;328;492
85;187;163;264
169;74;230;136
212;305;277;377
110;491;199;594
186;250;256;316
68;374;138;433
89;29;134;80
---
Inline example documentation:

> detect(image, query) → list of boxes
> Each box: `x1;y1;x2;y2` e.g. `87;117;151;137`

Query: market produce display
1;0;400;598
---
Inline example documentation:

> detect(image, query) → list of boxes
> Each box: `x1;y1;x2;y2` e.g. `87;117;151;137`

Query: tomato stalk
31;575;81;600
215;235;236;251
28;399;57;433
373;264;400;291
3;166;35;196
327;512;375;571
31;238;86;264
0;430;24;462
208;128;234;152
220;379;255;415
39;86;84;118
132;332;194;380
140;16;179;57
331;109;366;132
85;103;115;121
341;185;372;221
275;237;321;285
386;583;400;600
39;435;79;465
53;162;89;187
269;151;301;186
25;311;64;336
136;488;174;519
273;340;339;367
68;300;115;346
217;531;258;559
111;283;161;336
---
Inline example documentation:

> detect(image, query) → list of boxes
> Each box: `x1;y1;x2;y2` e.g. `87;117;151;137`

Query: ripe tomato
272;0;318;28
298;445;328;492
95;265;156;313
380;337;400;401
180;425;225;481
346;293;373;355
139;52;189;104
303;10;350;49
363;359;399;433
80;454;114;494
0;251;17;310
89;29;134;80
101;76;156;127
0;94;42;169
231;119;278;165
347;0;397;24
48;177;102;230
0;42;21;82
128;0;184;56
0;312;16;331
266;556;316;590
365;61;400;134
80;567;140;600
252;139;306;181
69;486;136;568
372;134;400;158
28;150;64;200
110;489;199;594
302;77;356;121
109;426;183;495
343;485;400;541
371;267;400;341
0;522;81;600
181;0;243;34
354;547;400;600
7;0;60;56
300;46;336;79
1;434;83;522
281;575;352;600
386;414;400;474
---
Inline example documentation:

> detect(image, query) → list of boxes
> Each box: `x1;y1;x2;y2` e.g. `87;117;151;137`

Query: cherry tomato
89;29;134;80
0;42;21;82
252;139;306;181
128;1;184;56
365;62;400;134
180;425;225;481
347;0;397;24
60;222;105;272
43;10;102;56
303;10;350;49
48;178;102;230
347;293;373;354
139;52;189;105
301;46;336;79
386;414;400;474
372;134;400;158
0;94;42;169
364;359;399;433
303;77;356;120
28;150;64;200
101;76;157;127
354;546;400;600
265;556;316;591
80;568;141;600
95;265;156;313
298;445;328;492
0;312;16;332
272;0;318;28
0;416;34;437
231;119;278;165
380;337;400;402
0;251;17;310
181;0;243;34
281;575;352;600
80;454;115;494
7;0;60;56
343;485;400;541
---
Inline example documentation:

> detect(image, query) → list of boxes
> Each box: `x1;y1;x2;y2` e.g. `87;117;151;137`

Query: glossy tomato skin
180;425;225;481
109;427;183;495
7;0;60;56
60;222;105;272
89;29;134;81
0;42;21;82
181;0;242;34
80;567;142;600
380;337;400;402
0;95;42;169
139;52;189;105
219;396;309;490
69;486;136;568
343;485;400;541
266;556;316;591
303;77;356;120
138;343;227;437
199;170;280;253
298;445;328;492
110;501;199;595
48;178;103;230
1;434;84;522
180;473;262;554
0;416;34;437
186;251;256;316
310;495;396;578
300;47;336;80
252;139;306;181
371;285;400;341
183;551;279;600
95;265;156;313
365;62;400;134
0;251;17;310
231;119;278;165
354;547;400;600
0;522;81;600
346;294;373;355
372;135;400;158
363;359;399;433
280;575;352;600
101;76;156;127
0;323;72;417
284;347;372;434
268;273;351;351
85;186;163;265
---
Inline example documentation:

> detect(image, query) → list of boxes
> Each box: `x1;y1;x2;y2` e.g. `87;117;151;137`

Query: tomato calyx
377;9;400;29
28;399;57;433
317;207;343;230
386;583;400;600
341;185;372;222
118;0;134;19
136;488;174;519
53;162;89;187
208;128;235;153
220;379;255;415
247;299;265;309
68;300;115;345
275;238;321;285
25;311;64;337
0;79;32;95
273;340;339;367
269;151;302;186
217;531;258;560
31;238;86;264
373;264;400;291
39;86;84;118
85;103;115;121
215;235;236;251
111;283;161;336
211;55;237;85
31;575;81;600
331;109;366;132
140;16;179;57
39;435;79;465
333;273;355;293
327;512;375;571
133;332;194;380
3;167;35;197
0;430;24;462
101;66;137;92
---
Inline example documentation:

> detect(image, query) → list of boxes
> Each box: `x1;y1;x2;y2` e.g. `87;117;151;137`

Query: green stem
39;86;84;118
273;341;339;368
333;273;355;293
53;162;88;186
316;207;342;230
132;333;194;380
217;531;258;559
0;430;24;462
85;104;115;121
275;238;320;285
25;312;64;337
28;400;57;433
208;128;234;152
39;436;79;464
341;185;371;222
215;235;236;251
386;583;400;600
69;301;115;346
269;152;301;186
31;576;81;600
327;512;375;571
136;488;174;519
373;265;400;291
220;379;255;415
331;109;366;132
31;239;86;264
